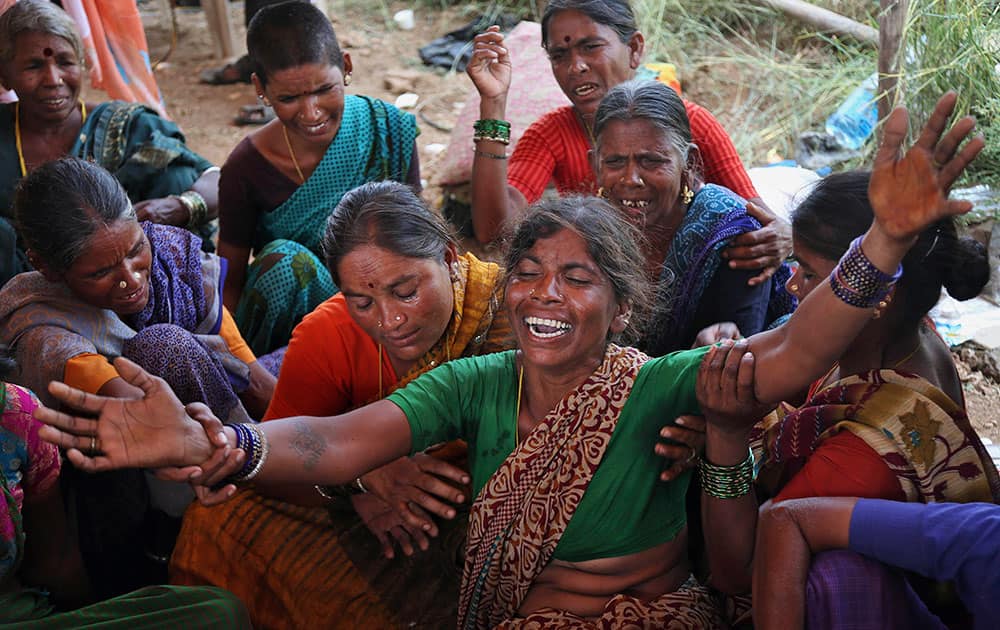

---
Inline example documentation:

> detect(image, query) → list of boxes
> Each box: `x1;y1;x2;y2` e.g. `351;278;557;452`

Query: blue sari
235;95;418;355
642;184;796;355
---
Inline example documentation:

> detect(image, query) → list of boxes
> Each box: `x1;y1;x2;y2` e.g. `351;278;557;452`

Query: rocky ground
123;1;999;447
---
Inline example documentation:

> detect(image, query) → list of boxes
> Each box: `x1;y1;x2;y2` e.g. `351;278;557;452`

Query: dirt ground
123;1;1000;445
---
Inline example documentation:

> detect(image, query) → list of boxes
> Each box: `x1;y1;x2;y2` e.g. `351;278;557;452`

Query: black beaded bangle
699;448;754;499
474;148;508;160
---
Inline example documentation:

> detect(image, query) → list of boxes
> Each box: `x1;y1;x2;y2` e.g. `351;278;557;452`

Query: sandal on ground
234;103;276;126
200;56;253;85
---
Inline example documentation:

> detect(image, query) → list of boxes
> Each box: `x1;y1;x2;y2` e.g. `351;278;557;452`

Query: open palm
869;92;984;241
35;357;213;472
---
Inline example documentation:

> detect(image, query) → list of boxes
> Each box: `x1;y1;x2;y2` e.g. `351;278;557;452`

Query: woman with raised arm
466;0;790;285
36;93;982;627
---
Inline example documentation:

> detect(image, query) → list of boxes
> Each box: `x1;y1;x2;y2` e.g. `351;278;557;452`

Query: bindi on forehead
43;47;54;57
367;282;375;289
564;35;572;43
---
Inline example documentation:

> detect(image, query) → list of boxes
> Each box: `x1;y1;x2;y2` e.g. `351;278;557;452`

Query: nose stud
529;289;535;296
377;321;383;328
395;315;402;321
119;280;127;289
133;271;141;280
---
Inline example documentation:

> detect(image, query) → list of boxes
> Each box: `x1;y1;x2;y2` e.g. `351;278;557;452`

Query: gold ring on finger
90;435;97;455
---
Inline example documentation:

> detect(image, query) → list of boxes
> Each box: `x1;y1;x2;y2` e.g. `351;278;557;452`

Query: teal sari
235;95;418;355
0;101;215;256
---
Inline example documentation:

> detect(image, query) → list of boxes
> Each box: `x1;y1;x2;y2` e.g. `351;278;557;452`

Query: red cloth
263;293;394;420
775;431;906;502
507;101;759;204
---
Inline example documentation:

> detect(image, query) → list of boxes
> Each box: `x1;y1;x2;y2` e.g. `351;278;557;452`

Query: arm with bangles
466;26;532;245
689;92;984;594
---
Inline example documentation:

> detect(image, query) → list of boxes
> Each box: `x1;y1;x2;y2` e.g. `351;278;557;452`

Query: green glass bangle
699;448;754;499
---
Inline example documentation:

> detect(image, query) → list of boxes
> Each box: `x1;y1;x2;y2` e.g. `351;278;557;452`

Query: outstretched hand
466;25;511;103
869;91;984;242
34;357;216;472
360;454;469;535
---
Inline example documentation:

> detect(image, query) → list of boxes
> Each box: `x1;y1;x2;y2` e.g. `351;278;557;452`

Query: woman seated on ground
685;163;1000;628
0;158;273;597
0;0;221;287
592;79;795;352
35;91;977;626
218;1;419;356
170;181;517;629
467;0;790;285
0;348;252;628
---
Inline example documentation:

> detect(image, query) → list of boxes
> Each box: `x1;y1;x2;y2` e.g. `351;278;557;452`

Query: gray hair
594;79;695;169
14;158;135;274
0;0;84;66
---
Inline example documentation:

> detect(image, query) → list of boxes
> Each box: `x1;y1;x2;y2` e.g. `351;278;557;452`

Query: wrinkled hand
693;322;742;348
133;196;189;226
723;201;793;286
466;25;511;102
697;340;774;434
352;493;431;559
869;92;984;242
154;403;245;506
35;357;217;472
360;454;469;535
656;415;706;482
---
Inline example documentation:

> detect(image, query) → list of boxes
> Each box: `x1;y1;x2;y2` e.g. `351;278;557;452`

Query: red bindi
367;282;374;289
43;47;54;57
564;36;571;43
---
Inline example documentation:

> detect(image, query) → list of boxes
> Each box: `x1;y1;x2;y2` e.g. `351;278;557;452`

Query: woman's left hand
869;91;984;243
697;340;774;434
133;196;189;226
656;415;706;482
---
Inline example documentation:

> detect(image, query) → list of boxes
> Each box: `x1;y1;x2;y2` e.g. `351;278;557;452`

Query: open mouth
573;83;599;97
618;199;650;209
524;316;572;339
120;283;146;304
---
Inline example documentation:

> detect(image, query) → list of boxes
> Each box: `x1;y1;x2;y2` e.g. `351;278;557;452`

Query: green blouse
387;346;707;562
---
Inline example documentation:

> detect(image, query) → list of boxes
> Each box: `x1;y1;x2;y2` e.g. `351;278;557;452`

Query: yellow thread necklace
15;99;87;177
282;124;306;184
514;363;524;444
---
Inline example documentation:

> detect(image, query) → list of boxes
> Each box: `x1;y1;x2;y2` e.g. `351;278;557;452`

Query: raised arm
35;357;413;487
467;26;529;244
744;92;983;404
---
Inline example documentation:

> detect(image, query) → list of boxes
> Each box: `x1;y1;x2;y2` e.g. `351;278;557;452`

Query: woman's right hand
35;357;218;471
352;493;432;559
359;454;469;535
467;25;512;104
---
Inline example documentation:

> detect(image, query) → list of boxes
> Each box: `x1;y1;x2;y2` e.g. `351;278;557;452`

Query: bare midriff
516;526;690;619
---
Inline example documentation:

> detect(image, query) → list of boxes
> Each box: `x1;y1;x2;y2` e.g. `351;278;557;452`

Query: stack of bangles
473;118;511;160
829;236;902;309
699;449;754;499
223;423;270;483
171;190;209;229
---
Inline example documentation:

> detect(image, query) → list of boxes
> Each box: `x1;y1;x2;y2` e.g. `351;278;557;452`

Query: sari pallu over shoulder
256;95;418;256
459;345;649;630
643;184;796;355
753;369;1000;504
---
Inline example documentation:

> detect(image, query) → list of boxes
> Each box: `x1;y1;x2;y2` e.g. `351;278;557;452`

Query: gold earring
118;280;127;289
596;187;607;199
789;284;799;293
344;72;352;86
682;185;694;205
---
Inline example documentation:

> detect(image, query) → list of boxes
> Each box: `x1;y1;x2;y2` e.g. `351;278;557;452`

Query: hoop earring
682;185;694;205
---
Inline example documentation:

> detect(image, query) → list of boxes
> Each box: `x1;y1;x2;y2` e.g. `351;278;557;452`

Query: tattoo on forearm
290;421;327;471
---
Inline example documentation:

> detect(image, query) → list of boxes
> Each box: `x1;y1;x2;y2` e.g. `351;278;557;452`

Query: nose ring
119;280;127;289
529;289;535;296
377;320;383;328
637;177;645;187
